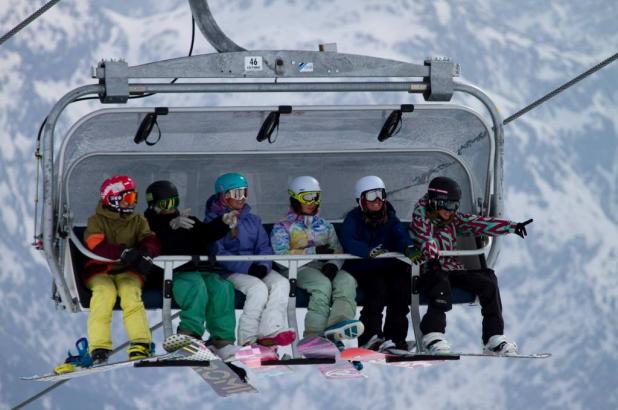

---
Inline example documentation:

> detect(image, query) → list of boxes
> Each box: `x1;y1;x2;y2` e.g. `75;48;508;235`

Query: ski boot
257;328;296;347
422;332;451;353
483;335;518;355
334;340;363;371
54;337;93;374
378;339;410;356
324;320;365;342
128;343;153;361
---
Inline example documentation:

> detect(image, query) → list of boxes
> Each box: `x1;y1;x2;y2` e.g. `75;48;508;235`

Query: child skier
144;180;240;360
340;176;422;353
409;176;533;354
270;176;364;344
204;173;296;347
83;175;161;364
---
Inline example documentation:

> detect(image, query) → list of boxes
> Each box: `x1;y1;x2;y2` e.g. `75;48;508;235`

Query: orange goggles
121;190;138;205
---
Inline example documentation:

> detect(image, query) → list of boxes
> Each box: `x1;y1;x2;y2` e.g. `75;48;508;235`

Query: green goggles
155;196;179;210
289;190;321;205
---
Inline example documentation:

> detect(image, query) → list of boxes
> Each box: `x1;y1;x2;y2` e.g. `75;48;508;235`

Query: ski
445;351;551;359
297;336;365;380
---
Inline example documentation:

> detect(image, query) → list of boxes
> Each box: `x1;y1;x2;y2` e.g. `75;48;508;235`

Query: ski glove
321;263;339;280
222;211;239;229
514;219;533;238
120;248;154;275
248;263;268;279
426;258;442;273
315;245;335;254
170;215;195;230
403;246;424;265
369;244;387;258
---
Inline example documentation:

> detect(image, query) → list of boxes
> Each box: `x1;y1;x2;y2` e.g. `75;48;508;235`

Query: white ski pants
227;271;290;345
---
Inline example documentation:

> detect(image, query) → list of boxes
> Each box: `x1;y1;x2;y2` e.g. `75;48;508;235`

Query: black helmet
427;177;461;201
146;180;179;210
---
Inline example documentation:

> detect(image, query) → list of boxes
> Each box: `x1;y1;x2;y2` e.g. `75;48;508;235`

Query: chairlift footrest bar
261;357;336;366
134;359;212;367
385;354;460;362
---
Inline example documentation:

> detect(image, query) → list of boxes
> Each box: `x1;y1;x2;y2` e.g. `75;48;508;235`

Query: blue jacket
204;194;273;274
340;202;413;258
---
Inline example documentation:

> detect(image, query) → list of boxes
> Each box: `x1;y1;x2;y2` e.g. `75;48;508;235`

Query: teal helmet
215;172;248;194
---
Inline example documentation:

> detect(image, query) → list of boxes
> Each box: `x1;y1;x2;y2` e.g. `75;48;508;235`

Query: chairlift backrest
59;105;493;227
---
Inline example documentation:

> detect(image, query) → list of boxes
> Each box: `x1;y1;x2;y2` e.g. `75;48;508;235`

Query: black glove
403;245;424;265
315;245;335;254
120;248;141;265
426;258;442;273
514;219;533;238
248;263;268;279
369;244;386;258
121;248;153;275
135;253;154;275
321;263;339;281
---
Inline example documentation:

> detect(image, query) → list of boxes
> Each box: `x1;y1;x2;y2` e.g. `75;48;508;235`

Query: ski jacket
83;201;161;281
409;195;516;271
270;209;344;270
204;194;273;274
144;209;229;272
339;202;413;258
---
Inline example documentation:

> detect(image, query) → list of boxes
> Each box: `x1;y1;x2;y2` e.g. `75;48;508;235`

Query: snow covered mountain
1;1;617;409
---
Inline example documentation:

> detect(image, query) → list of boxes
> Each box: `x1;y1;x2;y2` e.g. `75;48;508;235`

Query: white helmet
354;176;386;199
289;176;321;195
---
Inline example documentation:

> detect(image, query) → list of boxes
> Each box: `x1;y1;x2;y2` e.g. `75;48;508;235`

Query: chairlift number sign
245;56;263;71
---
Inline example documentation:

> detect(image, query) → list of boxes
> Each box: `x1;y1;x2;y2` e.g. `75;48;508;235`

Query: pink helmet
100;175;137;213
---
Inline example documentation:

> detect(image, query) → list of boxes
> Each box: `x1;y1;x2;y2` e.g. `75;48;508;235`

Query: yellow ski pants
87;273;151;351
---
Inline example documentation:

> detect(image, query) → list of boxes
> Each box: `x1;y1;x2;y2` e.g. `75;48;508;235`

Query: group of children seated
78;172;533;367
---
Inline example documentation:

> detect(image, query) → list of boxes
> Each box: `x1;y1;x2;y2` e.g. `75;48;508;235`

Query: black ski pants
419;268;503;344
344;259;411;347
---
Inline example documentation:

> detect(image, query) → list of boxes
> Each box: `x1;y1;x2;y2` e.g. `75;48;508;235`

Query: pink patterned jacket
409;195;516;271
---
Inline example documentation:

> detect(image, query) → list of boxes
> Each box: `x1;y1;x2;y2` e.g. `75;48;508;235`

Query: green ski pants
173;271;236;343
297;265;358;337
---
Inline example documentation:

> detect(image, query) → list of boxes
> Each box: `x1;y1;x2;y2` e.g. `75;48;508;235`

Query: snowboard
21;341;214;382
341;347;550;366
234;345;291;377
297;336;365;380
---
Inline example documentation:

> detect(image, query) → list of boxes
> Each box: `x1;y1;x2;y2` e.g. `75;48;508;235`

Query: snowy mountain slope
1;1;616;409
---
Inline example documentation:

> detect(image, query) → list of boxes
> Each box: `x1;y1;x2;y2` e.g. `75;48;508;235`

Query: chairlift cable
0;0;61;46
11;312;180;410
503;50;618;125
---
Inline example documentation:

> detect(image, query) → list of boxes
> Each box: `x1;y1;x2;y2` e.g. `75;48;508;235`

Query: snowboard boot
90;348;111;366
324;320;365;342
378;340;411;356
362;335;385;351
483;335;518;355
128;343;152;361
211;339;241;362
163;329;202;353
334;340;363;371
421;332;451;353
257;328;296;347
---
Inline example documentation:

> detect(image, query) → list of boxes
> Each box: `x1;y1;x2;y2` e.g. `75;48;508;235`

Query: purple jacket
204;194;273;274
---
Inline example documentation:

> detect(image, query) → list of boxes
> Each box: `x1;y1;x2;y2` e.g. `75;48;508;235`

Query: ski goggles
289;190;321;205
155;196;179;210
431;199;459;212
363;188;386;202
120;190;138;206
225;188;248;201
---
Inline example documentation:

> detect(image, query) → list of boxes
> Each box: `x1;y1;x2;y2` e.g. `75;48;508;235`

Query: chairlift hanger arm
94;53;459;102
